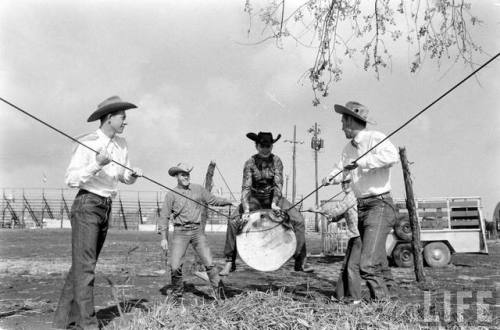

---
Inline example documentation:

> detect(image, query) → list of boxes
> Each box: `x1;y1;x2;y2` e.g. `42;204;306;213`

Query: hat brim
334;104;373;124
246;132;258;142
246;132;281;145
168;167;192;177
87;102;137;122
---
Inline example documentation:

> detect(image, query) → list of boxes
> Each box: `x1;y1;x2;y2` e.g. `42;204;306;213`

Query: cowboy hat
87;96;137;122
168;163;194;177
246;132;281;146
334;101;374;124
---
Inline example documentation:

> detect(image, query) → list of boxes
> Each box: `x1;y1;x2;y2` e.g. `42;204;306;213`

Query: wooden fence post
399;147;426;282
201;161;216;233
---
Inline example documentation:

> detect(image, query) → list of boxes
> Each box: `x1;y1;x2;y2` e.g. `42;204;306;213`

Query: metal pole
314;123;319;231
284;126;303;205
292;125;297;204
309;123;324;231
285;174;289;200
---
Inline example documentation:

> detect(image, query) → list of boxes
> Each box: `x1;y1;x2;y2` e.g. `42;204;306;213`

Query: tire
392;243;413;268
423;242;451;268
394;215;412;241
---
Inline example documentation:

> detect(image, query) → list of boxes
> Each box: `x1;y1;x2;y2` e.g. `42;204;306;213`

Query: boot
170;267;184;297
294;258;314;273
219;261;236;276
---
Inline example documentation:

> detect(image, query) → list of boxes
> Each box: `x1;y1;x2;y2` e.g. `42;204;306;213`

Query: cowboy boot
219;261;236;276
294;257;314;273
207;266;225;300
170;267;184;298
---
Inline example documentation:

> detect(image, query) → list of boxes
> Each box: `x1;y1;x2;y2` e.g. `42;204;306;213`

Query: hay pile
108;289;425;329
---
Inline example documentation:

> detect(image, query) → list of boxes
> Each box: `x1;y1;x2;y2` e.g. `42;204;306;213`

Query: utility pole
285;174;289;200
308;123;324;231
284;125;303;204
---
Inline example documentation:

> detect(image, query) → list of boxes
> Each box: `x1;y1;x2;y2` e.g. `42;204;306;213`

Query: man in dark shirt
220;132;313;275
158;163;234;299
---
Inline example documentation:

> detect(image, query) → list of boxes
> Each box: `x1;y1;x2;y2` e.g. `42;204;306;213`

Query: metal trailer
321;196;488;268
387;196;488;268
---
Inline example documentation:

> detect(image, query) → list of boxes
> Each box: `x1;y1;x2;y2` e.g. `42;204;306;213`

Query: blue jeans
358;194;396;300
336;236;362;300
53;190;112;330
170;226;220;295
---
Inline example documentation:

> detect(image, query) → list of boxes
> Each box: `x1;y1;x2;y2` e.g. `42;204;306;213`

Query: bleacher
1;188;232;231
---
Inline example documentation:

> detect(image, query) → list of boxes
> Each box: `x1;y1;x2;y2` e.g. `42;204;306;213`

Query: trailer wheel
423;242;451;268
394;215;412;241
392;243;413;268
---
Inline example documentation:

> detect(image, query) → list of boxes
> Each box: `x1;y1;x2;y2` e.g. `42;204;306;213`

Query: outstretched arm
241;159;253;213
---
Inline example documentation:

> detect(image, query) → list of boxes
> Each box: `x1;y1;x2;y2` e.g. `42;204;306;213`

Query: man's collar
97;128;114;144
351;129;367;148
177;184;191;190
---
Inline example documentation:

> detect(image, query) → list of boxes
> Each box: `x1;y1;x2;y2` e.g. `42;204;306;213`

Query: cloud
134;91;187;148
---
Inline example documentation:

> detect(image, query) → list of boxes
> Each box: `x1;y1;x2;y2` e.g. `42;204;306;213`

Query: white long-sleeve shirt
65;129;137;198
328;130;399;198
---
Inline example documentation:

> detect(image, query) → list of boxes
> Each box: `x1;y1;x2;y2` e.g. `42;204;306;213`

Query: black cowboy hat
87;96;137;122
246;132;281;146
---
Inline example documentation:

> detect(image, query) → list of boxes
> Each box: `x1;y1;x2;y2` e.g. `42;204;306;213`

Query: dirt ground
1;229;499;329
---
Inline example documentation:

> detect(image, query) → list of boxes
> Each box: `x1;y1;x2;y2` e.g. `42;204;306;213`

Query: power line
215;164;238;202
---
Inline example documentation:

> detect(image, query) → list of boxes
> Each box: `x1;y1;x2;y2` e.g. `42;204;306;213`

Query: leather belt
174;224;200;230
358;191;391;200
77;189;112;205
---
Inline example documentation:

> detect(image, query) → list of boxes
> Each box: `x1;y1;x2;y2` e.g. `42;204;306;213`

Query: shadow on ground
97;298;149;327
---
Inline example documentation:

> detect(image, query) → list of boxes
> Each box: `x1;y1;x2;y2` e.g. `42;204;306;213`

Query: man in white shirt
323;101;399;302
53;96;142;330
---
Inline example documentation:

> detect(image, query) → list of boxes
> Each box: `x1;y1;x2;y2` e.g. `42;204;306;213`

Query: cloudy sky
0;1;499;216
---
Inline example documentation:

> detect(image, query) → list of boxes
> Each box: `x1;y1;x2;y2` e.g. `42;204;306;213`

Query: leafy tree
243;0;485;105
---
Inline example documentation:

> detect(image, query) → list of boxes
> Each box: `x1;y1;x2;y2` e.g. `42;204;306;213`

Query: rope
215;164;238;202
0;97;231;219
287;52;500;211
243;190;343;234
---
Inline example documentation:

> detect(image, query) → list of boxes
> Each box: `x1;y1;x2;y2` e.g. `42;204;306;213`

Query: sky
0;0;499;217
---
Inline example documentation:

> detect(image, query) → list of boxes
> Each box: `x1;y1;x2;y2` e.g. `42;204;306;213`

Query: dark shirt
158;183;232;230
241;153;283;211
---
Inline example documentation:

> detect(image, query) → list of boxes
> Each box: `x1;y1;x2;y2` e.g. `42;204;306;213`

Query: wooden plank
450;219;480;228
417;202;449;209
418;211;447;218
450;200;479;208
450;210;480;218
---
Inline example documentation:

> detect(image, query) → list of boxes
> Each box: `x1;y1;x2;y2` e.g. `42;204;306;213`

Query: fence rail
1;188;317;232
1;188;233;230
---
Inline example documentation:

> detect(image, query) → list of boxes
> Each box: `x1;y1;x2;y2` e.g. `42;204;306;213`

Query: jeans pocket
82;194;104;208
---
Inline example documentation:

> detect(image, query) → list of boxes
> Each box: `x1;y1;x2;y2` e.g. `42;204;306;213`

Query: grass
106;289;427;330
